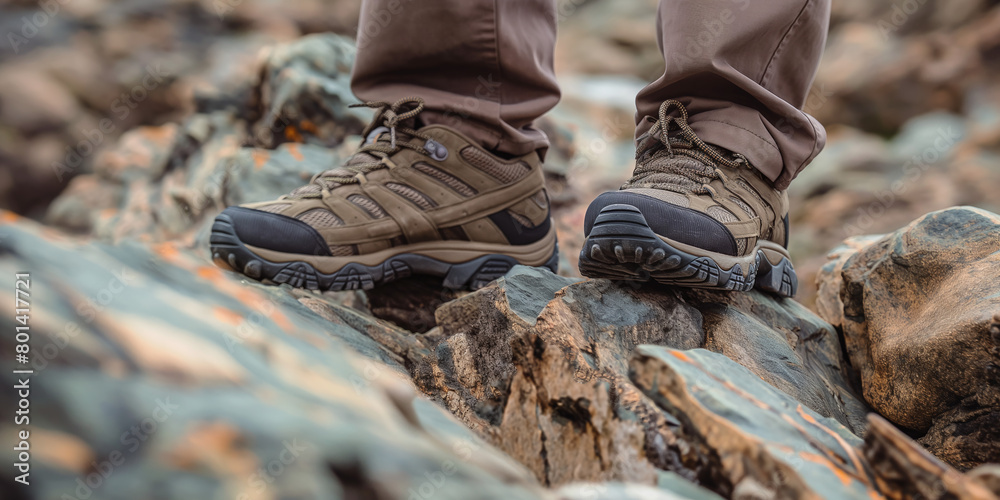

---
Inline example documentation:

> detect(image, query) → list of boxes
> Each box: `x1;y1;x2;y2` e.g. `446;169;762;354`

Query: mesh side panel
297;208;345;228
460;147;529;183
729;196;757;219
257;203;291;214
328;244;356;256
707;206;747;254
385;182;436;210
348;195;388;219
412;162;477;197
509;211;536;229
706;205;737;223
439;226;469;241
734;179;771;241
736;179;767;210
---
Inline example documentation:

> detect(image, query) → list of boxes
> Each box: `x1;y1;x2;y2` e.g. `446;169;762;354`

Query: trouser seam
491;0;505;150
758;0;814;88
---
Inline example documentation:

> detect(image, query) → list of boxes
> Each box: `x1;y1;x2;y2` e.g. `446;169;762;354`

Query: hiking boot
210;97;557;291
578;100;797;297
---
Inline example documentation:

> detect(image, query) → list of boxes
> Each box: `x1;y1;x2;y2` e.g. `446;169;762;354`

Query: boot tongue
286;106;424;199
635;128;666;161
345;129;412;166
345;114;422;166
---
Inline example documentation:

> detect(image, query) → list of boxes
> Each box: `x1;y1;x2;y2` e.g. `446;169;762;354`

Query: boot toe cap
583;191;739;256
215;206;332;257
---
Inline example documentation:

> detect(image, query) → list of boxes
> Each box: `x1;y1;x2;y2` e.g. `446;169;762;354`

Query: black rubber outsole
578;204;797;297
209;212;559;291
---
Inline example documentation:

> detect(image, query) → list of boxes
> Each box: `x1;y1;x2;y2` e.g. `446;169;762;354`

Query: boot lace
292;97;432;198
626;100;749;195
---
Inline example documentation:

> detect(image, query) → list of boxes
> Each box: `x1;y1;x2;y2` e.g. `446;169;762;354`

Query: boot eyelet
424;139;448;161
365;126;389;145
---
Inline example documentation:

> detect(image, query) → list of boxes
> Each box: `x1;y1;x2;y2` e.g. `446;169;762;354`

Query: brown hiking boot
211;97;557;291
579;100;797;297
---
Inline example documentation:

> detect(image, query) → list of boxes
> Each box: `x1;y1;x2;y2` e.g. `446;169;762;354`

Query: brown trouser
352;0;830;190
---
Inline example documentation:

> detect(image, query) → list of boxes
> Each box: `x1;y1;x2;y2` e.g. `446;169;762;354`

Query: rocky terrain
2;0;1000;498
3;203;1000;499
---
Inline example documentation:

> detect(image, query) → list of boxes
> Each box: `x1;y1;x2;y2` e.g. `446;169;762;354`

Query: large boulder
817;206;1000;470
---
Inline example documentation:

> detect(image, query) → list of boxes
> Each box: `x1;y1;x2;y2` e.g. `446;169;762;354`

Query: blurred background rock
2;0;1000;308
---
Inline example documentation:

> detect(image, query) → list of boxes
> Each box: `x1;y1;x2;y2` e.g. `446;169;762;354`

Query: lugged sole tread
578;204;797;297
209;213;558;291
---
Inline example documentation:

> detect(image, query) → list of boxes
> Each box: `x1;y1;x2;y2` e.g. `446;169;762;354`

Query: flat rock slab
0;214;546;500
631;347;876;499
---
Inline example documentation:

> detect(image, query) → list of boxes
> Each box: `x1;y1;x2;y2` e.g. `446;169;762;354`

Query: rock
43;175;124;233
812;8;998;135
364;277;465;333
554;0;662;82
250;33;368;148
557;479;723;500
817;206;1000;470
0;65;81;133
0;212;549;500
45;34;361;247
863;414;998;500
789;109;1000;309
407;265;869;494
0;0;363;216
813;235;883;331
4;209;997;499
631;347;876;499
0;212;870;500
682;287;870;434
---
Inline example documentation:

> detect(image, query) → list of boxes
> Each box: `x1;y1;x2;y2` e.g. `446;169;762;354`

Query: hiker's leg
352;0;560;157
636;0;831;188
